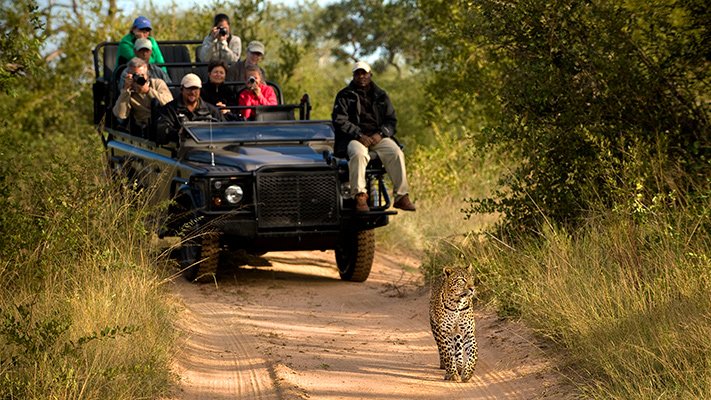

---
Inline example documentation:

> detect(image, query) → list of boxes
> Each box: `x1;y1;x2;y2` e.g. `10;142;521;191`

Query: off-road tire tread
193;232;220;283
337;229;375;282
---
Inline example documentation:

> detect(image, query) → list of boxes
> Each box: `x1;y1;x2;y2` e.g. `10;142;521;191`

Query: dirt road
168;249;574;399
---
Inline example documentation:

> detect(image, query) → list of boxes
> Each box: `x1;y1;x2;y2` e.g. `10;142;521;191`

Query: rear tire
180;232;220;283
335;229;375;282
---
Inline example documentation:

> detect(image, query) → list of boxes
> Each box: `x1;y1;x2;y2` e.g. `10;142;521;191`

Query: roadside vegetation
410;1;711;398
0;3;175;398
1;0;708;398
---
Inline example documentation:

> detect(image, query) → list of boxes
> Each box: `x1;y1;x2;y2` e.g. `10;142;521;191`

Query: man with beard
156;73;224;144
331;61;415;213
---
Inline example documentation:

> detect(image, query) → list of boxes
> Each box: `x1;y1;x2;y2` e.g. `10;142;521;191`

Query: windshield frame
182;120;335;144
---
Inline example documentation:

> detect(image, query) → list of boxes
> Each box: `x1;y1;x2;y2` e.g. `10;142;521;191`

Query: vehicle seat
253;105;296;121
102;44;119;79
161;44;193;83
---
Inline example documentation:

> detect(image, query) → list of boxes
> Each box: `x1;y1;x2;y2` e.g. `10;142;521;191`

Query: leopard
429;265;478;382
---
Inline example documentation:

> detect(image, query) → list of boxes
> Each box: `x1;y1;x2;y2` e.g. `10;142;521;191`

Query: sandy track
168;249;574;399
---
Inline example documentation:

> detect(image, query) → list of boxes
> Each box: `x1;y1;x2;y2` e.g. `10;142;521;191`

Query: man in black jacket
332;61;415;212
156;73;224;144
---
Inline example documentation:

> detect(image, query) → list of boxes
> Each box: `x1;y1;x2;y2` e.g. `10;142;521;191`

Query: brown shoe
393;194;416;211
355;193;369;213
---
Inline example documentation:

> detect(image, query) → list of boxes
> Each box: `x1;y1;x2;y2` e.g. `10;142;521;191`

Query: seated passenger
116;16;166;70
227;40;266;82
112;58;173;136
237;65;277;120
198;13;241;63
156;73;225;144
118;38;171;89
201;60;239;119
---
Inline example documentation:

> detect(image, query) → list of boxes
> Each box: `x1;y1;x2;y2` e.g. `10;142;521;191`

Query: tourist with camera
236;65;277;120
112;57;173;137
198;13;242;63
117;38;171;90
227;41;267;82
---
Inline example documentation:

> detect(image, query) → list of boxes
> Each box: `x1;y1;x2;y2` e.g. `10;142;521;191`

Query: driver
156;73;224;144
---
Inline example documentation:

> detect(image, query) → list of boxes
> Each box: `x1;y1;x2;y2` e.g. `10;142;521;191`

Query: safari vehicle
92;40;397;282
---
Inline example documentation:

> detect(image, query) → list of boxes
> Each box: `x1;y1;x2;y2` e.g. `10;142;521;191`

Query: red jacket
238;84;277;120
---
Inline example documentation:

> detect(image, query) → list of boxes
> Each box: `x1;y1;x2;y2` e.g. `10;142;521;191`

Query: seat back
253;105;296;122
102;43;119;80
160;44;193;83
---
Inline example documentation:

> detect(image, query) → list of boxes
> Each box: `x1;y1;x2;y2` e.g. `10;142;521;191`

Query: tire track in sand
171;281;280;400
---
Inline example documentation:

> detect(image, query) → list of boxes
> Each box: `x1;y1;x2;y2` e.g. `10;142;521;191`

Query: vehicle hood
185;144;328;171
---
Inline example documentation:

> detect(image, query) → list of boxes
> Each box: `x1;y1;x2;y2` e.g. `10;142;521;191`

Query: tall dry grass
377;125;500;259
0;143;176;399
421;194;711;398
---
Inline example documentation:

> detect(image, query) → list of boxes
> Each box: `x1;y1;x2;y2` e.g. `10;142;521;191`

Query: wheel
335;229;375;282
179;232;221;283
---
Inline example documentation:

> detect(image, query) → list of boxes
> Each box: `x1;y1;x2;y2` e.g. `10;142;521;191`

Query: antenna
209;117;215;166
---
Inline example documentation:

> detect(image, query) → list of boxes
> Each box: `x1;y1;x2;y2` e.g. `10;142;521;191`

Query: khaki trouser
347;137;409;199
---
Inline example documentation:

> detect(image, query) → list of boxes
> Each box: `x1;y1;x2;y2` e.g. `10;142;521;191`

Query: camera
218;27;228;36
248;76;257;85
133;74;147;86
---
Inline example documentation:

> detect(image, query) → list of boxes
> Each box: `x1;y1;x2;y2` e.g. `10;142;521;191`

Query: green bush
418;0;710;233
421;191;711;397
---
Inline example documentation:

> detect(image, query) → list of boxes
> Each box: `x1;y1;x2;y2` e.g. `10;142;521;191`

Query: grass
0;139;176;399
419;194;711;398
384;121;711;398
376;125;500;261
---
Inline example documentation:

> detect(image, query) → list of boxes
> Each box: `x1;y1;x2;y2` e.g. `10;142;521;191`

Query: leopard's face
443;267;475;307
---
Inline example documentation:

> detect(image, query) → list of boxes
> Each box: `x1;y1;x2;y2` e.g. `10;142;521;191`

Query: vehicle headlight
224;185;244;204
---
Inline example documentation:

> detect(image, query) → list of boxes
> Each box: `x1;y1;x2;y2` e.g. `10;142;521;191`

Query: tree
313;0;421;75
0;0;44;95
419;0;711;233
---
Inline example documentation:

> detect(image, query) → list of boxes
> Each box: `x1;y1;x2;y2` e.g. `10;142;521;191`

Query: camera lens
248;76;256;84
218;27;227;36
134;75;147;86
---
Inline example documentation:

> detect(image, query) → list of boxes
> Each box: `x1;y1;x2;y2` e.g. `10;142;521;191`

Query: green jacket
116;33;166;70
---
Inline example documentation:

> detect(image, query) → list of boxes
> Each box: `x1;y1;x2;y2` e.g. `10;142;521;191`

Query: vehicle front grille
256;169;339;229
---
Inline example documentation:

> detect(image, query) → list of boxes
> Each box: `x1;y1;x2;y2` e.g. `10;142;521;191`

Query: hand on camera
123;73;136;90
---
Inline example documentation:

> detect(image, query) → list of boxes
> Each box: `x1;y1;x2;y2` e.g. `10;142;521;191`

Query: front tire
179;232;220;283
335;229;375;282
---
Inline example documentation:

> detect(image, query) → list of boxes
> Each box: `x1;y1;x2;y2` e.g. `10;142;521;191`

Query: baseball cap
134;38;152;51
352;61;371;73
247;41;265;55
133;16;152;31
181;73;202;89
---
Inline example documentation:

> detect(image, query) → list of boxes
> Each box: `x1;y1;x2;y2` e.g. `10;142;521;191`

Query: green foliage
312;0;421;72
421;191;711;397
419;0;711;234
0;3;177;398
0;0;44;95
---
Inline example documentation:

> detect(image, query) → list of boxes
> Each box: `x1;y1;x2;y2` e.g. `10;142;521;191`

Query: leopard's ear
466;264;473;274
443;267;454;277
